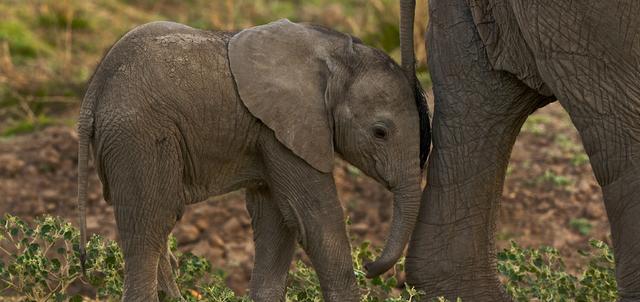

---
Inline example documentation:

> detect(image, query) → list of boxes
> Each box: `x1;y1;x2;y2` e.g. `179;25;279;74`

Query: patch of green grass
346;164;363;177
505;164;515;177
521;115;551;135
538;170;573;188
571;153;590;166
0;20;52;58
570;218;593;236
417;71;431;89
554;134;579;151
1;115;68;137
497;230;519;241
37;11;93;30
554;134;590;167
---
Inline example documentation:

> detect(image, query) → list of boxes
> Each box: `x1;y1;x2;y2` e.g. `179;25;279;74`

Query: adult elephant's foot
405;221;511;302
405;256;510;302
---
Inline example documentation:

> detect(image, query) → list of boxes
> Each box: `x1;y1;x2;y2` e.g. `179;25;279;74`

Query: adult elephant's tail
400;0;431;169
400;0;416;79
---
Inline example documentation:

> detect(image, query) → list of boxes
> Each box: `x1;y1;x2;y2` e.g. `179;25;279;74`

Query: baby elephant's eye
372;125;389;140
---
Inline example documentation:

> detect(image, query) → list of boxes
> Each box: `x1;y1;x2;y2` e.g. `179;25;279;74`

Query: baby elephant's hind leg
109;134;185;302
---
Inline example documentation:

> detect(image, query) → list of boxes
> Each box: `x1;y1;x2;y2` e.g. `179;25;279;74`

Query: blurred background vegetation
0;0;429;136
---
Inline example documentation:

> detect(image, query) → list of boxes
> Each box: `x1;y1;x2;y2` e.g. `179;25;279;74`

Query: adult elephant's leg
109;137;184;302
604;168;640;301
245;186;296;302
405;0;545;300
537;55;640;301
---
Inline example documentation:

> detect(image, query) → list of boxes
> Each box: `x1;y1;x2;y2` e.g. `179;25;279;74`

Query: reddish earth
0;100;608;294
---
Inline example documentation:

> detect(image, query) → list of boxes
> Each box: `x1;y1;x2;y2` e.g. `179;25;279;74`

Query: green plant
285;240;423;302
571;153;590;166
286;260;323;302
0;215;421;301
522;115;551;135
539;170;573;188
1;115;68;137
347;164;363;177
0;20;52;58
569;218;593;236
498;240;617;302
0;215;618;301
0;215;83;301
575;240;617;302
554;134;590;167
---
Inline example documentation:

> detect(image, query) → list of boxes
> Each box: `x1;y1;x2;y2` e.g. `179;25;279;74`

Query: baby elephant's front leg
261;139;360;302
246;186;296;302
299;202;360;302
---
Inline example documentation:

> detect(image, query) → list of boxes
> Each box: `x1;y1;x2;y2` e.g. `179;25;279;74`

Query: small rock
46;202;56;210
349;223;369;236
209;247;226;266
194;215;210;230
0;153;25;175
238;214;251;226
175;224;200;244
39;146;61;166
87;216;99;230
584;202;605;219
41;189;58;200
226;244;250;266
222;217;242;235
25;165;38;175
208;233;225;248
190;240;212;258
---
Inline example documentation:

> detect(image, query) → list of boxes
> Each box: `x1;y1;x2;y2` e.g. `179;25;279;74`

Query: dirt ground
0;100;609;294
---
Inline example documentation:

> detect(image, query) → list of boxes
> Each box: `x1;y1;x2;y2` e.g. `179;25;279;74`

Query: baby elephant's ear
229;19;335;173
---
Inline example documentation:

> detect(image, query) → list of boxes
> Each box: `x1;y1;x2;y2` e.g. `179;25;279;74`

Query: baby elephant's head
229;19;431;277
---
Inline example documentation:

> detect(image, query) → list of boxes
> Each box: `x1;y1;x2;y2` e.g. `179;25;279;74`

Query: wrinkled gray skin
77;20;430;302
399;0;640;301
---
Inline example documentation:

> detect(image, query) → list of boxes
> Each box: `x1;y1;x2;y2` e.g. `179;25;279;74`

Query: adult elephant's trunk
365;184;421;278
400;0;416;82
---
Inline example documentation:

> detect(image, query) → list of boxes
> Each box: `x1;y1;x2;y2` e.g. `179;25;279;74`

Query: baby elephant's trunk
365;184;421;278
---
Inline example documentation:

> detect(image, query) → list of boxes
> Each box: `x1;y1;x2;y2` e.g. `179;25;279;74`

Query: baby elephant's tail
77;93;95;275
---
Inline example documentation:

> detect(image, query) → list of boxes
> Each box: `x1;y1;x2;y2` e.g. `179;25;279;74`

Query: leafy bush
0;215;420;301
498;240;617;302
0;215;617;301
285;241;422;302
0;215;81;301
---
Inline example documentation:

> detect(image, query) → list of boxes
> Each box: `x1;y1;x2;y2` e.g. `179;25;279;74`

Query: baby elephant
77;19;430;302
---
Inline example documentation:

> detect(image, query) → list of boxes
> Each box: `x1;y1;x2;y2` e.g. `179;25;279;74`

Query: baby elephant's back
93;21;249;126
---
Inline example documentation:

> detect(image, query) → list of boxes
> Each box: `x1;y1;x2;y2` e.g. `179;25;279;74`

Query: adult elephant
399;0;640;301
